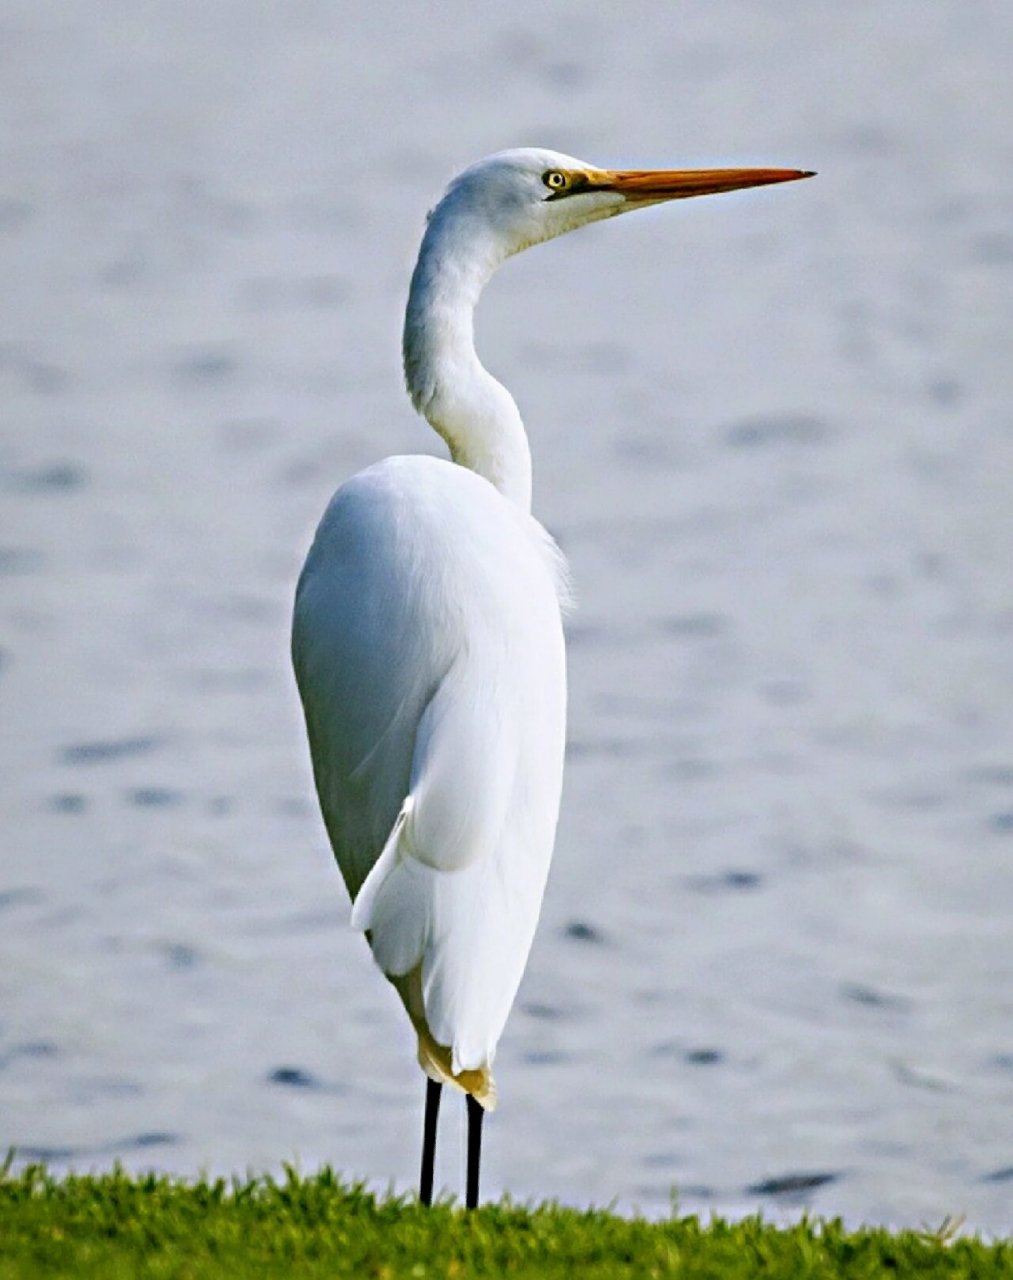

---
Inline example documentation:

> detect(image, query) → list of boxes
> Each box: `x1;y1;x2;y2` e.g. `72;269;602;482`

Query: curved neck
402;208;532;511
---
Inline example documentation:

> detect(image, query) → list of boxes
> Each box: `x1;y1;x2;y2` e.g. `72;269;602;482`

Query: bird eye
542;170;569;192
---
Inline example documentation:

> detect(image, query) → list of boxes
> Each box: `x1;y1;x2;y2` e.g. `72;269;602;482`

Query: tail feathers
351;797;510;1109
416;1016;498;1111
387;968;498;1110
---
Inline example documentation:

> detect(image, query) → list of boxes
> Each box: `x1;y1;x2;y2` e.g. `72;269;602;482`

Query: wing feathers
295;456;568;1083
406;657;517;872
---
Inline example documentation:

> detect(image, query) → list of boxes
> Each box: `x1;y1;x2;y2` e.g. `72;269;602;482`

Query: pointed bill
594;166;815;203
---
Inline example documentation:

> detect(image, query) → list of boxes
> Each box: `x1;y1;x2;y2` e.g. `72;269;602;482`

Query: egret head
405;147;813;508
430;147;814;263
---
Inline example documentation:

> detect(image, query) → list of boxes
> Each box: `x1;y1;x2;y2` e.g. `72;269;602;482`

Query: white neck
402;203;532;511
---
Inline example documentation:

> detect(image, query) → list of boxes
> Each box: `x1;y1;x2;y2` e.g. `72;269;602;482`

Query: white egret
291;148;813;1208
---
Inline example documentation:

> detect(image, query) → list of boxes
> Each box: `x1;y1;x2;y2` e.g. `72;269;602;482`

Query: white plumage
290;147;812;1202
293;454;568;1101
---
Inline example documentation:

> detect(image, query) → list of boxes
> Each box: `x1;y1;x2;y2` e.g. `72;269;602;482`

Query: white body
291;147;809;1109
293;454;568;1098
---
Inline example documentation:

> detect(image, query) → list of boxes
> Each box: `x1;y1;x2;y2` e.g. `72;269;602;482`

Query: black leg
465;1093;484;1210
420;1078;442;1206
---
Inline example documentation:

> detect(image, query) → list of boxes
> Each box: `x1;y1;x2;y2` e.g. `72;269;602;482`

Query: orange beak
594;166;815;202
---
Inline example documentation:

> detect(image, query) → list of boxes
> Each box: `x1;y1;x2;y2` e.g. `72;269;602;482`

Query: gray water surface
2;0;1012;1231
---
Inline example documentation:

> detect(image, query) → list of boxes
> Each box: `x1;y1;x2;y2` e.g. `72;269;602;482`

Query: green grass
1;1161;1010;1279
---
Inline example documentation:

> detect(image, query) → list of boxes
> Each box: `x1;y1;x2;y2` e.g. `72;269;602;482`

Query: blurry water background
2;0;1012;1231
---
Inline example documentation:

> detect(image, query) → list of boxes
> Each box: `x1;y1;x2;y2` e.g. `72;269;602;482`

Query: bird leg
465;1093;484;1209
420;1078;442;1206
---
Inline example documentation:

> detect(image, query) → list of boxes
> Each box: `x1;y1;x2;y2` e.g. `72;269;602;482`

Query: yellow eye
543;170;569;192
